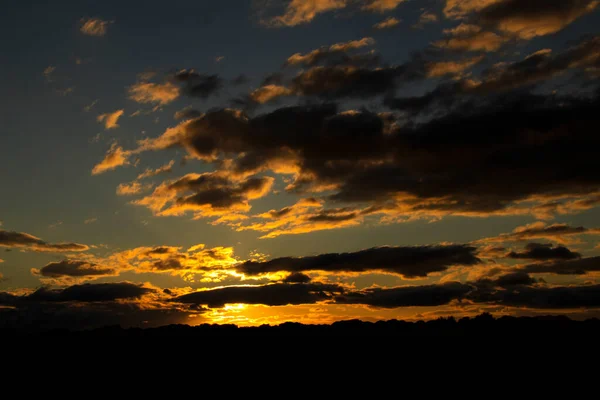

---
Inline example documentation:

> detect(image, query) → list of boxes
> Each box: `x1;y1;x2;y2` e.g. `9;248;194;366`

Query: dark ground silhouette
2;313;599;337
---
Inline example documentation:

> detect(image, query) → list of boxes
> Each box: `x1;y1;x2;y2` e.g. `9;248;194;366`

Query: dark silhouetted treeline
1;313;600;337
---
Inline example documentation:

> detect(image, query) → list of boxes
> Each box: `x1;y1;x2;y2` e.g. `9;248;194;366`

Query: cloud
111;244;238;276
133;172;274;222
238;198;364;238
128;82;180;105
27;282;153;302
92;143;132;175
80;18;111;36
32;260;118;281
249;85;294;104
284;37;376;67
116;181;153;196
291;65;402;98
476;37;600;92
413;11;438;28
97;109;124;130
137;160;175;180
0;229;89;253
362;0;406;13
518;256;600;275
470;280;600;309
266;0;348;27
174;70;223;99
443;0;503;19
426;56;484;77
478;0;599;40
480;222;600;244
236;245;480;278
107;86;600;232
434;24;507;52
507;243;581;261
373;17;401;29
173;282;344;307
336;282;472;308
174;108;202;120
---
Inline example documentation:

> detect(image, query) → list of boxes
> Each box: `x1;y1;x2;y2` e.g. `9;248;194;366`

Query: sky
1;0;600;330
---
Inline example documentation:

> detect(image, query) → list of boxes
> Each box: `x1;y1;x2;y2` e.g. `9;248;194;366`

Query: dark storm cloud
507;243;581;261
0;229;89;253
26;282;154;302
34;260;117;278
173;283;344;307
519;256;600;275
336;282;472;308
236;245;480;278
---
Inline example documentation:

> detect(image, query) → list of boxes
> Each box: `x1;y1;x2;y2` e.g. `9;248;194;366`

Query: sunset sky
1;0;600;330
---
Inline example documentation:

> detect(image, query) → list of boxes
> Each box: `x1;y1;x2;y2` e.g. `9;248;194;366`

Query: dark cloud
477;37;600;92
473;282;600;309
283;272;312;283
34;260;117;278
336;282;472;308
0;229;89;253
174;70;223;99
290;65;403;99
507;243;581;261
480;222;600;244
173;283;343;307
330;91;600;217
26;282;154;302
236;245;480;278
519;256;600;275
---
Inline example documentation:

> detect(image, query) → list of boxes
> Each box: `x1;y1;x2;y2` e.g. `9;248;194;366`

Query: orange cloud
128;82;180;105
443;0;502;19
286;37;375;66
373;17;401;29
268;0;347;27
250;85;293;103
237;198;363;238
97;109;124;129
137;160;175;180
480;0;599;39
426;56;484;77
91;143;132;175
132;172;274;222
80;18;112;36
116;181;153;196
362;0;406;13
434;24;507;52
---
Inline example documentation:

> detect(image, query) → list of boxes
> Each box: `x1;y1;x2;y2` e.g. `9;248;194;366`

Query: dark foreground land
2;314;600;336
